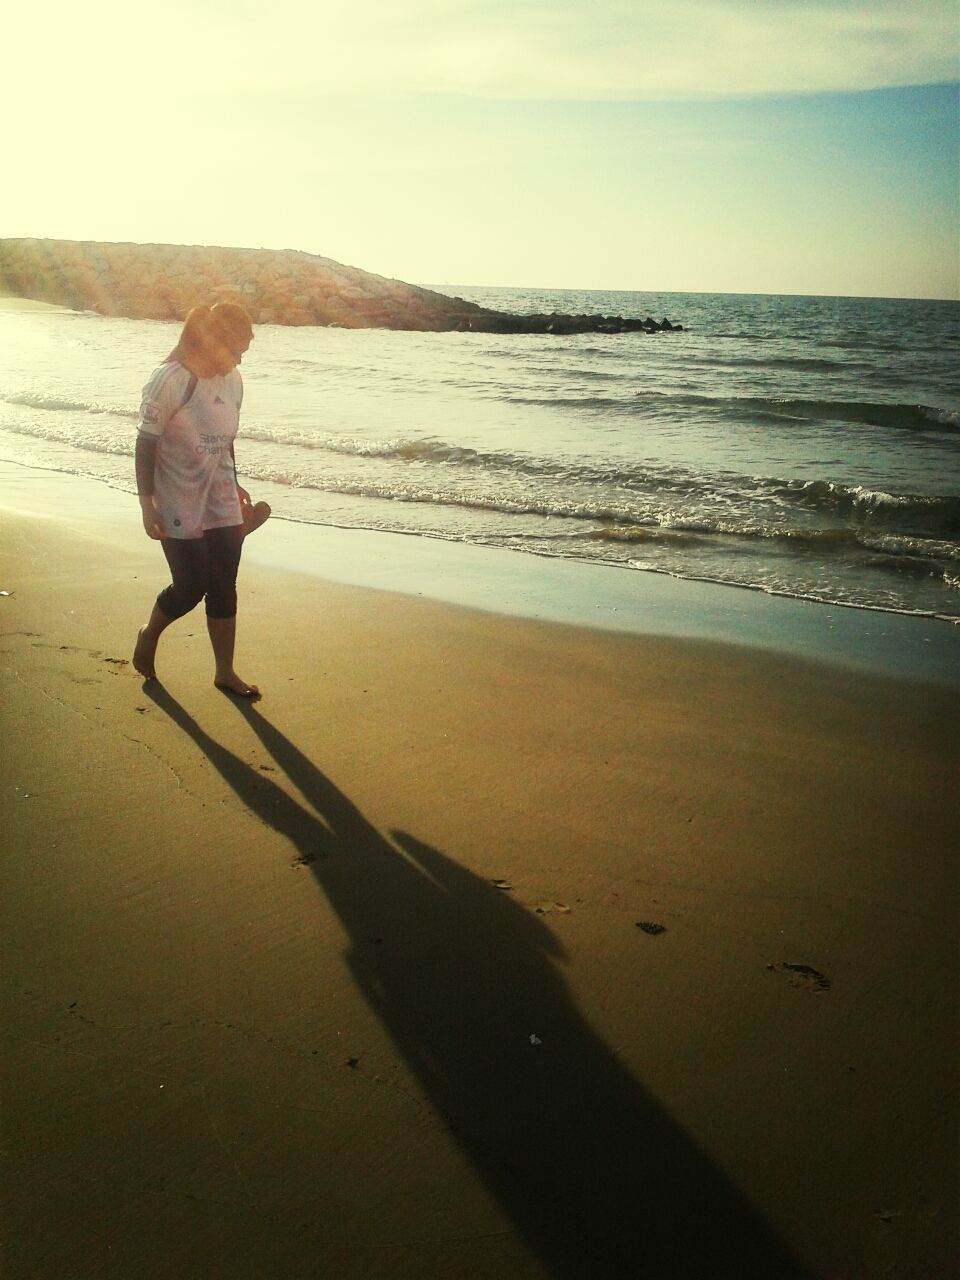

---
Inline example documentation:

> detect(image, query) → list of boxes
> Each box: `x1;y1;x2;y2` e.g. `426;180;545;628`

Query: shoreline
0;293;72;313
2;504;957;1279
1;456;959;687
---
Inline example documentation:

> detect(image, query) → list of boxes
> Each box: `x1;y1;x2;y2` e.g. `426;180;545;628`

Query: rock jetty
0;238;682;335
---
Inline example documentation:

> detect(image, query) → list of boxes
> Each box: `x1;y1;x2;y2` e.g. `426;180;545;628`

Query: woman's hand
135;437;162;537
139;494;164;540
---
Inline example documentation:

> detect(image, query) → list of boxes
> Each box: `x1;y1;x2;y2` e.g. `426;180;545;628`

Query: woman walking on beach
132;302;267;696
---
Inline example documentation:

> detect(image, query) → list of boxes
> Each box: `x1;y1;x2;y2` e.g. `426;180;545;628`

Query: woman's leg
203;525;259;696
132;602;172;679
132;537;207;679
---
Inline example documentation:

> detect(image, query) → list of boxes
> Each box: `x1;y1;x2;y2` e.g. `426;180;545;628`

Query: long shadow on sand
145;684;811;1279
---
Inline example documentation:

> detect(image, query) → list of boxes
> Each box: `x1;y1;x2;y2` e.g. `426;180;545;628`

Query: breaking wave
0;390;137;420
496;392;959;434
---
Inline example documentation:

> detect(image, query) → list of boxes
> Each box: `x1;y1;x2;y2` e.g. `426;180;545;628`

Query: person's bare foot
214;672;261;698
133;625;158;679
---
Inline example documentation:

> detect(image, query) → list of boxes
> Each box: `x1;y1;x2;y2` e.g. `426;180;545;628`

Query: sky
4;0;959;298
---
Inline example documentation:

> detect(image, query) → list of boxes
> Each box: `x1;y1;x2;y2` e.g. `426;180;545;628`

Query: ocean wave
575;525;711;547
0;418;133;457
684;354;874;374
858;532;960;561
237;462;960;558
244;468;657;524
274;441;960;538
572;522;960;570
242;428;585;481
0;412;697;498
1;449;956;621
739;398;959;433
243;427;506;465
235;437;960;541
861;552;955;580
503;393;650;414
765;479;960;535
8;402;954;548
574;523;861;549
241;427;707;491
1;390;137;420
712;333;785;342
495;391;958;434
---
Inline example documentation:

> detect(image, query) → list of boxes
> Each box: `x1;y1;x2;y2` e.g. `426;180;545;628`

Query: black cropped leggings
157;525;245;621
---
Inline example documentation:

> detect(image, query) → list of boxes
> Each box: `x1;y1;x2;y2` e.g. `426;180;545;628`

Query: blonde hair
211;301;253;351
165;302;253;377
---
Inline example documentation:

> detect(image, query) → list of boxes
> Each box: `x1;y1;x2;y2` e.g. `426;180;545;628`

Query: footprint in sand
768;962;831;992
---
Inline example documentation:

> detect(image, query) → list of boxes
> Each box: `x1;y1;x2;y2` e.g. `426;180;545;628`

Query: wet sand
1;508;957;1279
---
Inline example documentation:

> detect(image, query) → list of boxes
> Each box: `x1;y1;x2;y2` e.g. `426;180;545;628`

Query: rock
0;238;683;335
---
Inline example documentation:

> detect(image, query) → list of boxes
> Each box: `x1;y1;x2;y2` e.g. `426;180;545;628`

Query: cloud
6;1;957;107
186;0;958;98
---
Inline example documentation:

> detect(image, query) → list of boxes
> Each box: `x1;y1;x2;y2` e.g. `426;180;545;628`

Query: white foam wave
0;418;132;457
922;406;960;429
2;390;137;420
859;533;960;561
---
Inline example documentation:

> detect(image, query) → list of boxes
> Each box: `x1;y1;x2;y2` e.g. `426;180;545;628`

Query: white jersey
137;362;244;539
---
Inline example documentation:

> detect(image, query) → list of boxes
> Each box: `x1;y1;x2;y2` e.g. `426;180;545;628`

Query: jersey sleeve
137;363;190;438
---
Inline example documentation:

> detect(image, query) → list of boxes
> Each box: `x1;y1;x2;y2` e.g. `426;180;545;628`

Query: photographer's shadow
146;684;810;1279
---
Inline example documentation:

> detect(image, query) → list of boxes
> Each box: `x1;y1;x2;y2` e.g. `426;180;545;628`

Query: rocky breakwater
0;239;682;335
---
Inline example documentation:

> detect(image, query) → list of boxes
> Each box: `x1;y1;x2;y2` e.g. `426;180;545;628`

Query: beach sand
0;295;72;313
1;507;957;1279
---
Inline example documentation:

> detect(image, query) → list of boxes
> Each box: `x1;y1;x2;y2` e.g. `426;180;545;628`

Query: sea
1;287;958;623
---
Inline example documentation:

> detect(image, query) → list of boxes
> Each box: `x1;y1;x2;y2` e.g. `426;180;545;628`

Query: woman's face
229;333;252;365
213;317;252;370
210;327;251;374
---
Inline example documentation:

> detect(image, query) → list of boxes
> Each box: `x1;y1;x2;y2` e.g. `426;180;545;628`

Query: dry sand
1;510;957;1279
